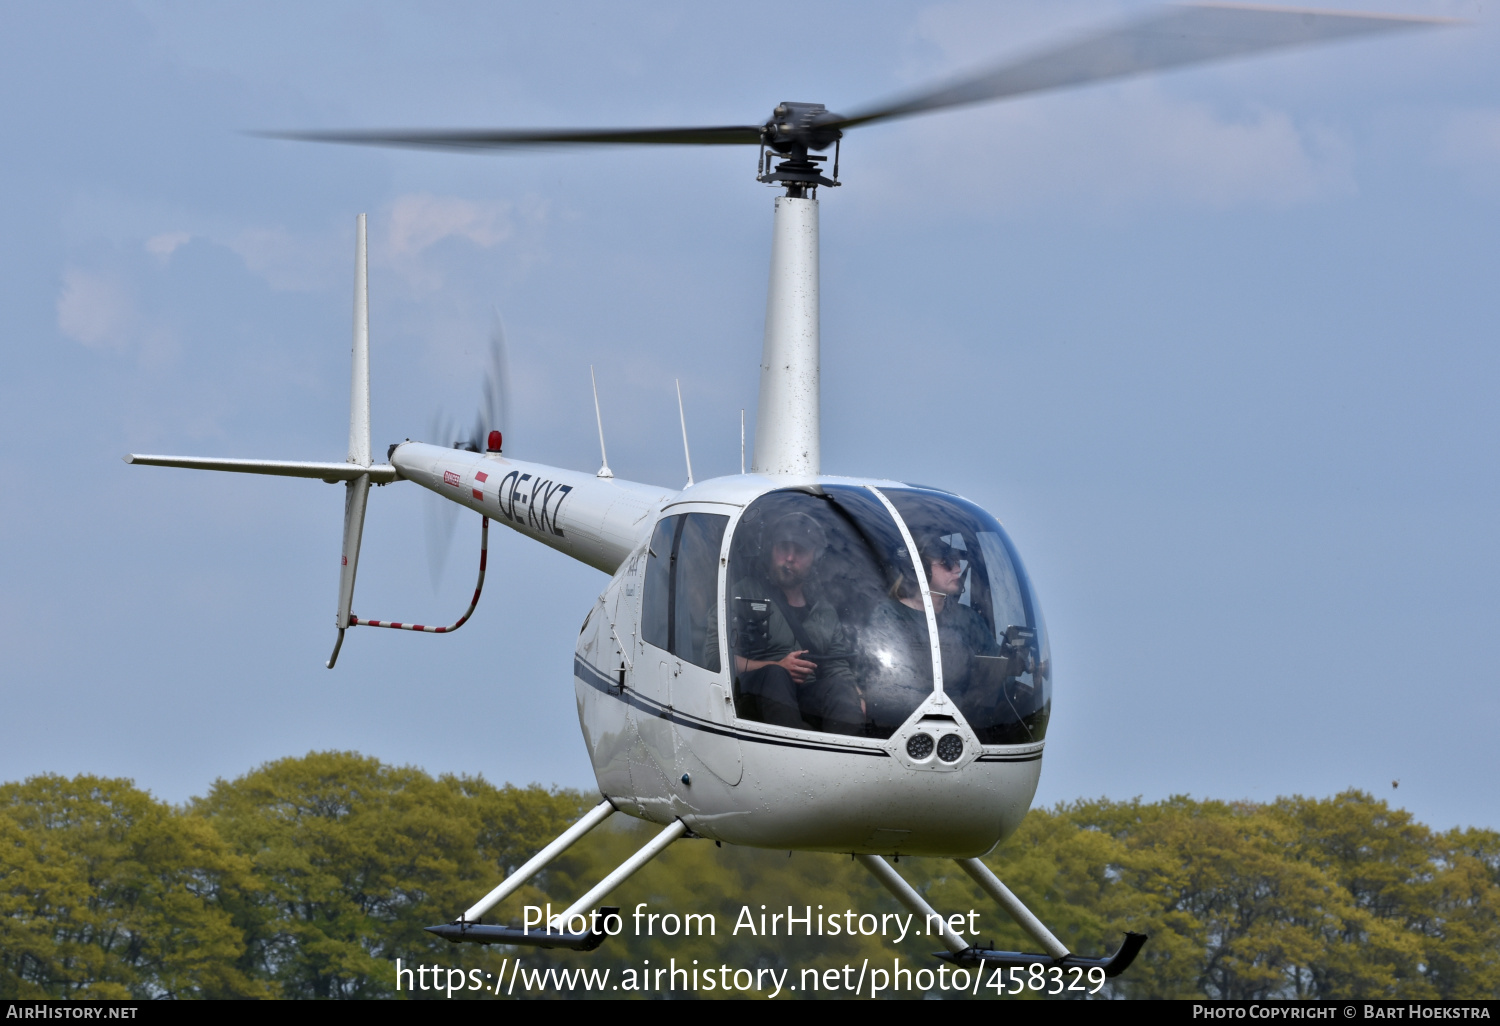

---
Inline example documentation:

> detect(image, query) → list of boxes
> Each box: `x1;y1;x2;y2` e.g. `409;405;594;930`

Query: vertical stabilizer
752;195;820;476
330;213;373;667
348;213;372;468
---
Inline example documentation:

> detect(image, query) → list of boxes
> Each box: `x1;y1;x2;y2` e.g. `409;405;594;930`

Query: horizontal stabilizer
125;454;399;484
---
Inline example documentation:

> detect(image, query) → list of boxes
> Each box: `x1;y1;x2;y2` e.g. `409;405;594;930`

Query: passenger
716;511;865;734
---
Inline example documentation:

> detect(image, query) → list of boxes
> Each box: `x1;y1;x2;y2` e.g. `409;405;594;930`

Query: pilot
713;510;865;735
876;536;1000;697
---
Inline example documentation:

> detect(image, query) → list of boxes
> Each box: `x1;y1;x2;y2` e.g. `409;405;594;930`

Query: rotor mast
752;192;821;476
752;103;841;477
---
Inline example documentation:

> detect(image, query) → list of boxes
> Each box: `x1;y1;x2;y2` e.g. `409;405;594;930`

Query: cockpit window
710;487;933;739
642;512;729;673
881;488;1051;744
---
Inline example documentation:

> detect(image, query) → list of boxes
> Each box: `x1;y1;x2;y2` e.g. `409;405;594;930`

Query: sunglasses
932;554;964;572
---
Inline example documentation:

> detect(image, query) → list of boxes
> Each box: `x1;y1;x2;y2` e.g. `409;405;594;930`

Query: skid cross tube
430;817;687;950
557;820;687;924
956;857;1069;959
461;799;616;923
943;858;1148;978
855;854;970;955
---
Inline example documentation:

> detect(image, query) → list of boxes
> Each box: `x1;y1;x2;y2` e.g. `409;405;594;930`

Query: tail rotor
423;311;512;591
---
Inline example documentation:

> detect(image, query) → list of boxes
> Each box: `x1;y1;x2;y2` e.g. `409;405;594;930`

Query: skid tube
937;932;1148;978
426;908;619;951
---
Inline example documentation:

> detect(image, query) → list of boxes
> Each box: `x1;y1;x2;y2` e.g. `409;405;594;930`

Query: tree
1420;826;1500;998
0;774;268;999
5;758;1496;1000
191;751;585;998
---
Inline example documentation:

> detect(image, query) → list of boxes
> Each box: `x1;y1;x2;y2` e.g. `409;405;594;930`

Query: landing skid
429;802;1147;977
856;852;1147;980
427;909;619;951
939;932;1148;977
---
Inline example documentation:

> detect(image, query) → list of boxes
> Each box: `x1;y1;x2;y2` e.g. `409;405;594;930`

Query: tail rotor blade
426;312;513;590
424;412;461;591
471;311;512;454
423;490;460;593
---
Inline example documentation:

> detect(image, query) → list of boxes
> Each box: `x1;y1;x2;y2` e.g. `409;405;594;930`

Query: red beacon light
486;430;503;453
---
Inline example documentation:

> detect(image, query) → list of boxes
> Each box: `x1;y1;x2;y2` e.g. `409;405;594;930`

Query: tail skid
346;517;489;635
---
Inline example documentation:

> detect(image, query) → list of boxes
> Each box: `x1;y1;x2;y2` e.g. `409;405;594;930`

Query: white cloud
385;193;514;258
57;268;135;351
378;193;521;294
223;195;545;297
144;231;192;262
227;225;341;293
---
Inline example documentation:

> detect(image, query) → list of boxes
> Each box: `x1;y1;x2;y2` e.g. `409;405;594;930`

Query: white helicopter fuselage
136;196;1054;862
392;442;1045;858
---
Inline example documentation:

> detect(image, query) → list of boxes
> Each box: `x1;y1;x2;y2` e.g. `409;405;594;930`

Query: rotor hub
758;102;843;193
759;102;843;154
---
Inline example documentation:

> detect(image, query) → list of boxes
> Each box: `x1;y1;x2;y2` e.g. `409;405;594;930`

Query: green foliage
0;774;269;999
190;751;586;999
1;756;1496;1000
956;792;1500;1000
501;818;922;995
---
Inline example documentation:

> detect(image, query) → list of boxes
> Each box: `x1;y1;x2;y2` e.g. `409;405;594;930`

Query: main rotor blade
835;4;1452;130
260;5;1452;161
259;125;761;151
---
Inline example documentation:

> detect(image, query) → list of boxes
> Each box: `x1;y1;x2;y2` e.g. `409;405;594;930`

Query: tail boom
391;442;671;575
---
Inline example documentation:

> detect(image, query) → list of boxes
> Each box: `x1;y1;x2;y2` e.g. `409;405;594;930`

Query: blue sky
2;1;1497;832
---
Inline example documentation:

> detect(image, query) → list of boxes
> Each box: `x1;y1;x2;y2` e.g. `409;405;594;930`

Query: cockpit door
640;510;741;787
629;517;679;798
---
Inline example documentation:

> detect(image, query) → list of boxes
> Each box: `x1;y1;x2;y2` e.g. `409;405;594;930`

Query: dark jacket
707;575;863;731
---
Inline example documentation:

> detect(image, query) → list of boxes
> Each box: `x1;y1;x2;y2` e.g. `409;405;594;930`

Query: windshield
881;488;1051;745
713;486;933;739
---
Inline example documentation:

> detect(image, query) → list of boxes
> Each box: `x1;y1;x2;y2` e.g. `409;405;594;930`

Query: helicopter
125;4;1447;979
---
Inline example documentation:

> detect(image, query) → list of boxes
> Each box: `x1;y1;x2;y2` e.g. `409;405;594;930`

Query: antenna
590;366;613;479
676;379;694;488
740;409;745;475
